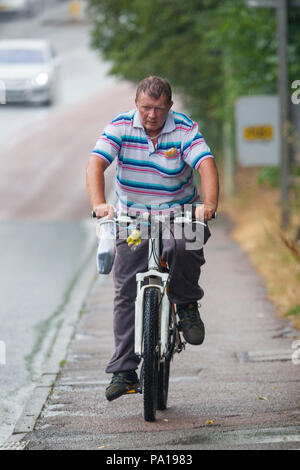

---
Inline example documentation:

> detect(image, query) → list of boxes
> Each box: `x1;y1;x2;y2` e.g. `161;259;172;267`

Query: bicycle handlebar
91;208;217;221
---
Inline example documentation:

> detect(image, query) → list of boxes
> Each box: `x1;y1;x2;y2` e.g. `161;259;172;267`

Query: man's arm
196;158;219;221
86;155;114;218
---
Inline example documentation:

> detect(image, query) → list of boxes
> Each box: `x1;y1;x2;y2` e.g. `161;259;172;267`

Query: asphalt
4;214;300;450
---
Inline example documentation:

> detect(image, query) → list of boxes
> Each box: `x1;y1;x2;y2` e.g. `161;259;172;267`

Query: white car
0;39;60;105
0;0;40;16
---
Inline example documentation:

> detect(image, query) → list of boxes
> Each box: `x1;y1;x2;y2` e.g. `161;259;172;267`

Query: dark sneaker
177;302;205;345
105;370;139;402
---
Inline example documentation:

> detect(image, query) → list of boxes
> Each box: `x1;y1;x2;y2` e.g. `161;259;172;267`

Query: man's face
135;92;173;135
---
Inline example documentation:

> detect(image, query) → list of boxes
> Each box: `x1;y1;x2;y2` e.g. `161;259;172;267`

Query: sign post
277;0;289;225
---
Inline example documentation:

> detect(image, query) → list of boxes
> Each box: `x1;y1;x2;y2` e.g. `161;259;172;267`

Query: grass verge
220;166;300;332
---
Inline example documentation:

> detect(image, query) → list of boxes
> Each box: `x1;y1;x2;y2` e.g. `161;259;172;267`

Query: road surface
20;215;300;450
0;1;135;445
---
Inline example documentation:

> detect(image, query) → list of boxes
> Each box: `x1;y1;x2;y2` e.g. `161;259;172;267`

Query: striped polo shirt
91;108;214;214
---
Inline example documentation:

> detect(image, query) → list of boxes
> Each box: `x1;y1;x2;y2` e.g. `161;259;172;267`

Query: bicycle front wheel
143;287;160;422
157;359;170;410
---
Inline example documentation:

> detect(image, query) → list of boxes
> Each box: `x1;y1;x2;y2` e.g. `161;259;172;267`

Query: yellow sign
244;125;273;141
69;1;81;18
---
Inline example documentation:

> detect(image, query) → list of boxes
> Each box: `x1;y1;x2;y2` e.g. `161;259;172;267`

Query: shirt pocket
153;150;186;179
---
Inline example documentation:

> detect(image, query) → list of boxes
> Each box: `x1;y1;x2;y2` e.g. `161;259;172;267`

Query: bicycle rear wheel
143;287;160;422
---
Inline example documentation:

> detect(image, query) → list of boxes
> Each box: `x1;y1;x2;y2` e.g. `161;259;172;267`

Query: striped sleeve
181;123;214;170
91;122;122;166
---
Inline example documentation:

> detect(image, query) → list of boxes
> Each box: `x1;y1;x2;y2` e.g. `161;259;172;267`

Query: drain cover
0;440;29;451
237;349;293;363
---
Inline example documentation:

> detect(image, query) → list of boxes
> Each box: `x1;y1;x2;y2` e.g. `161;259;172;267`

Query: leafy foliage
258;166;280;188
87;0;299;152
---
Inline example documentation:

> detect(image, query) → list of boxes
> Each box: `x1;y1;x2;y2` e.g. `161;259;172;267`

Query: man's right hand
93;203;115;219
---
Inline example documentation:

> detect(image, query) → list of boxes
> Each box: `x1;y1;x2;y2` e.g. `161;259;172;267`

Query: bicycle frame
134;212;194;361
134;249;170;359
92;207;215;419
93;208;211;362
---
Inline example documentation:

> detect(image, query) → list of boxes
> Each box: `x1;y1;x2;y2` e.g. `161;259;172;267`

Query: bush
258;166;280;188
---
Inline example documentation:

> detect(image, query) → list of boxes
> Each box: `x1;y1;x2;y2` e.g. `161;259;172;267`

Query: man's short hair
136;76;172;104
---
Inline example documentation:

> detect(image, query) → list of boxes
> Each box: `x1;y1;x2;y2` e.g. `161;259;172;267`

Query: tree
87;0;299;154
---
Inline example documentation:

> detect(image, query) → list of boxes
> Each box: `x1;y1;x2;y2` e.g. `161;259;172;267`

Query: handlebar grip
91;210;116;220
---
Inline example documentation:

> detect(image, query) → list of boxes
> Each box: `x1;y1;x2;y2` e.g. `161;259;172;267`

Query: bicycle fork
134;273;170;359
134;236;170;360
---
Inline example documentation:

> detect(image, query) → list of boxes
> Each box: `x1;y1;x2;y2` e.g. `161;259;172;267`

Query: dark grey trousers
105;224;210;373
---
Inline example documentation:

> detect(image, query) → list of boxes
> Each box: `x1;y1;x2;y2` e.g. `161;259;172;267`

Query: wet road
0;1;115;149
0;220;94;442
0;2;135;444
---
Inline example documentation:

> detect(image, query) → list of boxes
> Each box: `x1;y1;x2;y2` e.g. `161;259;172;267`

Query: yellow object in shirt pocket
165;147;178;159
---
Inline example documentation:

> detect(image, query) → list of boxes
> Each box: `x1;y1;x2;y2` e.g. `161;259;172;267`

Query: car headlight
34;73;49;87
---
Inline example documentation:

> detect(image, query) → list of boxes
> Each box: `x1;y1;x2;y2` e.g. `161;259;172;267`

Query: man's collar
162;111;176;133
133;109;176;134
133;110;144;128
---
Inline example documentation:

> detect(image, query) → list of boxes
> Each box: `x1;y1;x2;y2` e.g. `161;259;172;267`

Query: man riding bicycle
86;76;219;402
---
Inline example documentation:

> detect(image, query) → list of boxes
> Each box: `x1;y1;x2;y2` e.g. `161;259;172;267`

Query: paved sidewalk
15;215;300;450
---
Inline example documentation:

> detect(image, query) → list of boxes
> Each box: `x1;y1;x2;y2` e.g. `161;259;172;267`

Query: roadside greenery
222;167;300;331
87;0;300;153
87;1;300;329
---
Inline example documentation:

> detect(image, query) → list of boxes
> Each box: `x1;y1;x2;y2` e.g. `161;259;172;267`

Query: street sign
244;124;274;141
235;95;280;166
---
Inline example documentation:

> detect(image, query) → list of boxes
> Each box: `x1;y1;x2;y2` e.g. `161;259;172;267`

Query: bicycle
92;205;216;422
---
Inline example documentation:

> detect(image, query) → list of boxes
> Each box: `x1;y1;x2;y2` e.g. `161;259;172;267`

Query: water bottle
96;220;116;274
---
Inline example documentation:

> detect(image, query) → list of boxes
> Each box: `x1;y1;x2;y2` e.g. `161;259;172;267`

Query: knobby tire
157;304;172;410
157;359;170;410
143;287;160;422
